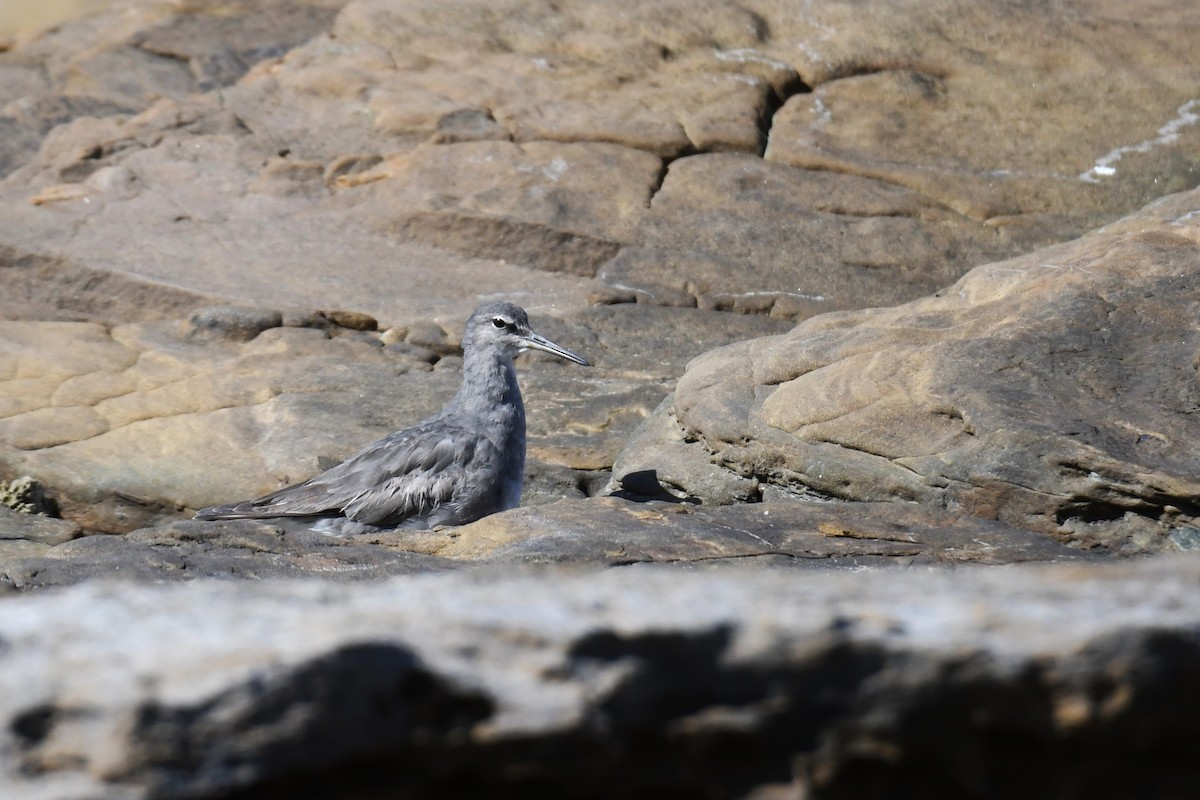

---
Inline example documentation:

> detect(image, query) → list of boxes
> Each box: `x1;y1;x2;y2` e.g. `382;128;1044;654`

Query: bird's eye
492;318;506;328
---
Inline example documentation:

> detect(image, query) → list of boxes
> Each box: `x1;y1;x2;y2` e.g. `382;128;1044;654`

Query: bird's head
465;302;590;366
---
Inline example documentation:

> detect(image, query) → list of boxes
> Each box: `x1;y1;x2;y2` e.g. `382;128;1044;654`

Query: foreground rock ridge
1;560;1199;799
1;2;1199;797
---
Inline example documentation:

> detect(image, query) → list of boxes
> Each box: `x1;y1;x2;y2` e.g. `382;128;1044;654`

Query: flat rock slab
407;496;1103;568
0;496;1101;593
0;557;1197;798
615;186;1200;554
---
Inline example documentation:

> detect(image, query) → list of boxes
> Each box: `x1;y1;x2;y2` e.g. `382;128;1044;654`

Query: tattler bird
195;301;590;533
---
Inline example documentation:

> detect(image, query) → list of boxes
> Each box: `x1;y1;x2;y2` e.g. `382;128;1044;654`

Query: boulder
615;188;1200;553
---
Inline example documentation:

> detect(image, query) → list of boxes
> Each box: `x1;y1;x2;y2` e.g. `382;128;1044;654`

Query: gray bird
195;302;589;533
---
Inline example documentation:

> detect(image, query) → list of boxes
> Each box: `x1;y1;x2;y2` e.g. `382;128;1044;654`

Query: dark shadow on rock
608;469;700;505
125;642;494;798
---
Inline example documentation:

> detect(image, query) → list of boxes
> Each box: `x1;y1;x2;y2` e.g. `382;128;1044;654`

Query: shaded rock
0;559;1197;798
616;152;1022;316
616;188;1200;552
428;107;512;144
0;245;220;323
342;140;661;276
0;504;79;563
0;518;456;593
182;305;284;342
0;505;77;544
130;0;340;91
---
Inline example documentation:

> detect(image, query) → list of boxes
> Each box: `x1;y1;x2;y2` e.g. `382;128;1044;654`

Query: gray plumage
195;302;589;533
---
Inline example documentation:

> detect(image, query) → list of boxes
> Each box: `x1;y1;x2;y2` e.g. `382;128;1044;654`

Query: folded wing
196;420;484;526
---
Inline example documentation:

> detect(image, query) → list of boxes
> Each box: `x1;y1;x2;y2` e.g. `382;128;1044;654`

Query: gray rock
0;558;1197;798
0;519;458;594
0;505;77;545
0;504;79;563
0;494;1100;594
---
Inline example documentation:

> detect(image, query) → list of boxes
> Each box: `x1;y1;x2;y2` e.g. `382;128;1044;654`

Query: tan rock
618;188;1200;552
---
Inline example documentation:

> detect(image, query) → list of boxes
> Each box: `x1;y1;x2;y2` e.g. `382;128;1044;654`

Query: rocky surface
3;0;1197;326
2;558;1199;799
1;496;1102;593
614;189;1200;554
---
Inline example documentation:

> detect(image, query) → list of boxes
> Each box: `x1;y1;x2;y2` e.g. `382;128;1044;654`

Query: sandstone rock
616;188;1200;553
615;152;1024;315
2;0;1195;334
339;140;662;276
0;559;1197;798
0;1;343;179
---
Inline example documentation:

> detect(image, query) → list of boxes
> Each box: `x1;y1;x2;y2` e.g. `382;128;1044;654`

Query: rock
182;305;284;342
0;518;457;594
402;318;455;354
0;504;79;563
322;309;378;331
342;140;660;276
615;188;1200;553
616;152;1020;316
0;246;219;323
0;558;1197;798
0;0;1196;332
0;1;341;180
0;493;1098;593
421;495;1104;568
130;1;340;92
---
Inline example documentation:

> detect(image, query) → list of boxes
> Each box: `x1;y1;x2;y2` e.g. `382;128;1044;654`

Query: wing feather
196;421;484;525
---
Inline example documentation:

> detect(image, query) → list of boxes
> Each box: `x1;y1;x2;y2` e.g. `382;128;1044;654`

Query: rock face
614;192;1200;554
1;559;1199;799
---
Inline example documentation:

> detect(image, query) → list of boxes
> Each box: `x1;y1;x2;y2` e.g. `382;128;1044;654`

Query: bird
194;301;590;533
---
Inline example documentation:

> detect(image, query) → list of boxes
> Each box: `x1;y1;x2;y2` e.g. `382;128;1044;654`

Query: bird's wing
197;420;482;525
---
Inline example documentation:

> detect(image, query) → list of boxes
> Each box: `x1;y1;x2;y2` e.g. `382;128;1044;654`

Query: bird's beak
521;331;591;366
